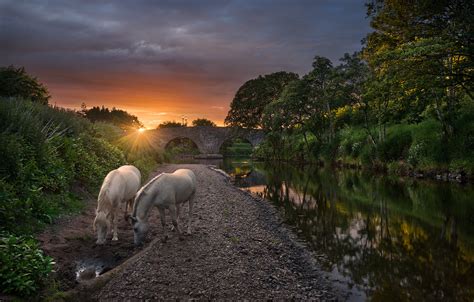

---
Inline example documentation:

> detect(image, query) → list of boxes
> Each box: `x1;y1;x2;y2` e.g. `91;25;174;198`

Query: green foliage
192;118;216;127
408;120;447;167
0;66;50;105
82;105;143;130
165;138;200;156
378;125;413;162
364;0;473;137
93;123;160;183
339;127;367;159
221;139;253;157
233;2;473;176
0;233;54;296
0;98;125;234
225;71;298;128
157;120;185;128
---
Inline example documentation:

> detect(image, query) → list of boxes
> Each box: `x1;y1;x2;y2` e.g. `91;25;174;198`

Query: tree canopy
225;71;298;128
157;121;185;128
364;0;474;136
82;105;143;129
0;66;50;105
192;118;216;127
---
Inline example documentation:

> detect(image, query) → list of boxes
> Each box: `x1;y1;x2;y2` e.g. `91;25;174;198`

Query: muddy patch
36;183;163;291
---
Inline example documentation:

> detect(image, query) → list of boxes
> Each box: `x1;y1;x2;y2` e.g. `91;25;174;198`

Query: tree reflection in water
224;160;474;301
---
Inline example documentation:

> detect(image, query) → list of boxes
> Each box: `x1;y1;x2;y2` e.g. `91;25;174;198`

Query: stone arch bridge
148;126;265;156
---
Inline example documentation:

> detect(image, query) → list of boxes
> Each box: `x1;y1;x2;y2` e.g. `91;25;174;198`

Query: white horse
94;165;141;245
129;169;196;246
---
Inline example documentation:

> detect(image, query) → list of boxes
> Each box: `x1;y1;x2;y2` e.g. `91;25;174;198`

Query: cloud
0;0;370;125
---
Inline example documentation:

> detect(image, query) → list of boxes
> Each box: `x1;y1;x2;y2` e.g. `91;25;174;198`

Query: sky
0;0;371;128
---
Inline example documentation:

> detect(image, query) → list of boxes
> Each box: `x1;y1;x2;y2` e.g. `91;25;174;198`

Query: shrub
338;127;367;158
0;98;126;234
0;233;54;296
408;120;444;167
378;124;413;161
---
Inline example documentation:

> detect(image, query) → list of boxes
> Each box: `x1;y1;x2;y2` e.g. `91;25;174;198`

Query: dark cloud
0;0;370;126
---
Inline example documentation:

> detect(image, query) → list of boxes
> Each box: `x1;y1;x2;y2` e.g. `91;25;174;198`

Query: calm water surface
218;158;474;301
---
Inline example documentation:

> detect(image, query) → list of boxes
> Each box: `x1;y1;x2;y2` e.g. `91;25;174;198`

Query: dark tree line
81;104;143;130
225;0;473;171
0;66;50;105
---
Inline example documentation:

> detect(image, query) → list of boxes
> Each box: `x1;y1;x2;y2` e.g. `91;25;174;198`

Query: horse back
100;165;141;206
162;169;196;204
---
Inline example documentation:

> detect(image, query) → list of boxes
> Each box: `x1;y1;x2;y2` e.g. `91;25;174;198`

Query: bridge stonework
148;126;265;155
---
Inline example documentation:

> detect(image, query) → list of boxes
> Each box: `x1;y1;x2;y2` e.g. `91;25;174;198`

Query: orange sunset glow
1;1;369;128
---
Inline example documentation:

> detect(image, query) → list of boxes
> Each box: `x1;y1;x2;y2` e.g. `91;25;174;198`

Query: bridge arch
164;136;202;154
149;126;265;156
218;136;254;157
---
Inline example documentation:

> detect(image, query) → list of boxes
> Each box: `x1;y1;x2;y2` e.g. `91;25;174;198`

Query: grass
0;98;160;296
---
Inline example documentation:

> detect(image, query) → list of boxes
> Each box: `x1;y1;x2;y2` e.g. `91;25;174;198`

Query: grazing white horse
94;165;141;245
129;169;196;246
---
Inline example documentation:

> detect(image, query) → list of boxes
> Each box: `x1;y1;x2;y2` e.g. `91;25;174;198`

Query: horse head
130;216;148;246
94;212;110;245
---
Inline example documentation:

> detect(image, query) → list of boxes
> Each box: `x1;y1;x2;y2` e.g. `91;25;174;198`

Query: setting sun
138;127;146;133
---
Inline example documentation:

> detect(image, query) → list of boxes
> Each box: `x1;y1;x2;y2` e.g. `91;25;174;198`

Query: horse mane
132;172;164;217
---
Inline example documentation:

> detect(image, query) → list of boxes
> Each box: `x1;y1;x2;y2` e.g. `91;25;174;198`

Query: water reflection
220;159;474;301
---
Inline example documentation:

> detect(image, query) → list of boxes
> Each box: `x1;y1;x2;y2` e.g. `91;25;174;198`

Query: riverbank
95;164;338;300
332;159;472;183
250;157;472;184
38;164;341;300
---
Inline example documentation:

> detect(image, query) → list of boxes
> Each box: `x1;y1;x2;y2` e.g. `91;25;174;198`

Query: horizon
1;0;370;128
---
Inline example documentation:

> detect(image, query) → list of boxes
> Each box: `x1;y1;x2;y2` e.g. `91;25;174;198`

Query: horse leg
171;204;181;232
158;207;168;243
124;199;131;220
112;209;118;241
187;193;195;235
169;205;183;240
177;204;182;222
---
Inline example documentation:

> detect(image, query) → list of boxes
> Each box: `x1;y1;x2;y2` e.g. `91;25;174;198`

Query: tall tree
305;56;339;142
0;66;50;105
225;71;298;128
364;0;474;137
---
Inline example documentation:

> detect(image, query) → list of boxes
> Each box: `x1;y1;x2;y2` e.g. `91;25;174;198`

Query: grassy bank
0;98;159;297
254;114;474;181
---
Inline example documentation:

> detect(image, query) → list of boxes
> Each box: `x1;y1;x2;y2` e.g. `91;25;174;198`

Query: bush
378;124;413;161
338;127;367;158
0;98;126;234
0;233;54;296
408;120;444;167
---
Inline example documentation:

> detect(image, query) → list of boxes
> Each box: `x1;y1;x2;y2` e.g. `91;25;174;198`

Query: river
213;158;474;301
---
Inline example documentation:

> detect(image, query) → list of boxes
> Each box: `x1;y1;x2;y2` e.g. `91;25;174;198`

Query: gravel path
96;164;337;300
